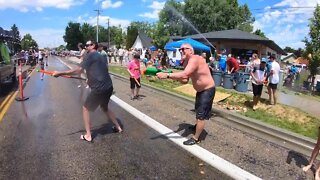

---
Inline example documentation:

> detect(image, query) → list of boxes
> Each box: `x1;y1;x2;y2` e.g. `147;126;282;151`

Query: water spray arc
166;5;216;51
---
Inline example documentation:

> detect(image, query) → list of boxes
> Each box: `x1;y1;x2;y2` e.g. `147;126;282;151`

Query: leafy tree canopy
303;4;320;77
10;24;22;53
21;33;38;50
253;29;266;38
63;22;83;50
126;21;155;49
159;0;254;37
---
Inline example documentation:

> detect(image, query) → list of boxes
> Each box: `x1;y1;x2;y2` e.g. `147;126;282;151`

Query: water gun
37;69;86;80
142;67;173;76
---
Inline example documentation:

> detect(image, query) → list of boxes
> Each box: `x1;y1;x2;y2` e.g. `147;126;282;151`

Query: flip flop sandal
112;126;123;133
80;135;93;143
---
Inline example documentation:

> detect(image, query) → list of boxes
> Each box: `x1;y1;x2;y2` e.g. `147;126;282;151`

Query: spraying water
166;5;216;50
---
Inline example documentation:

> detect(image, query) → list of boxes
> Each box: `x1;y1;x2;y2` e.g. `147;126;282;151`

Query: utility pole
107;18;110;49
94;7;102;43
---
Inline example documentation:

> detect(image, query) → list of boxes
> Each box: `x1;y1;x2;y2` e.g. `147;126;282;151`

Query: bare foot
316;172;320;180
112;126;123;133
303;164;312;172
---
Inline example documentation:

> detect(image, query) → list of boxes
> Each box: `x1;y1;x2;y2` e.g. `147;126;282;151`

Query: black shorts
252;83;263;96
268;83;278;90
84;87;113;112
195;86;216;120
130;78;141;89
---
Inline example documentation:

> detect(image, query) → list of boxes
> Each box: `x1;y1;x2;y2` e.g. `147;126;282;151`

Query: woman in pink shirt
127;54;141;100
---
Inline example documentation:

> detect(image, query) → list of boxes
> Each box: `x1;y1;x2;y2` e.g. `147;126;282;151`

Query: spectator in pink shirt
127;54;142;100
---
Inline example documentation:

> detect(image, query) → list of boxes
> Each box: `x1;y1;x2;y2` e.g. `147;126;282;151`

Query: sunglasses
86;44;93;47
179;47;190;52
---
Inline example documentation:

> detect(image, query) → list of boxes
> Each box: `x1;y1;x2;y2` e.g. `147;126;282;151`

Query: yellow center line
0;66;36;123
0;91;18;123
0;91;14;110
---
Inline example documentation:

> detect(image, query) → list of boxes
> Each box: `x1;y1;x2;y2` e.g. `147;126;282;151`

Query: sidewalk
247;84;320;118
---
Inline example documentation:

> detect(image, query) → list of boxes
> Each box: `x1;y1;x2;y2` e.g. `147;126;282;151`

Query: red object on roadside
15;60;29;101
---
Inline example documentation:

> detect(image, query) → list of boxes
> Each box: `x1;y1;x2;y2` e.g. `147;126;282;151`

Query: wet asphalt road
0;57;230;179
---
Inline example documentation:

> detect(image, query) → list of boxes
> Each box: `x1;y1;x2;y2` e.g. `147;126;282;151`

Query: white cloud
101;0;123;9
139;1;165;19
21;14;131;48
253;0;319;48
267;23;309;49
21;28;65;48
274;0;320;7
0;0;85;12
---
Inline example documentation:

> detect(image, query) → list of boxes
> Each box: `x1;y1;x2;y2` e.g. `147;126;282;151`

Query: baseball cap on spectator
261;58;267;63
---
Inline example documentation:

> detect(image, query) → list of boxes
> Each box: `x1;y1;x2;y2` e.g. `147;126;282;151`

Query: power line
251;6;316;11
255;11;314;15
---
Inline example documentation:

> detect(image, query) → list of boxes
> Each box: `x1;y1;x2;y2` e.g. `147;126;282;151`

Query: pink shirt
127;60;141;79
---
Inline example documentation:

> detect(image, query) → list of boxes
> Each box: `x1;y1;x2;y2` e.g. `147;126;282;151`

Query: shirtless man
156;43;215;145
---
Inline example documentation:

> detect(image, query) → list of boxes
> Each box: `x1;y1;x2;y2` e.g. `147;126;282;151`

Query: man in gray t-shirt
53;40;123;142
81;51;112;94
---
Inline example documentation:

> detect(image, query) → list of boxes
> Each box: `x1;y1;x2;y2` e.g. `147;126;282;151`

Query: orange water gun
37;69;86;80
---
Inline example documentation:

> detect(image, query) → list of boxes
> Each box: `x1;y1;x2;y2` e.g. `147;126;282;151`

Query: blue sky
0;0;317;49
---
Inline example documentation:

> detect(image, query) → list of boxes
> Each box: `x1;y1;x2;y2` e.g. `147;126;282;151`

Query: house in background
294;57;309;65
171;29;286;61
131;31;154;58
281;53;297;64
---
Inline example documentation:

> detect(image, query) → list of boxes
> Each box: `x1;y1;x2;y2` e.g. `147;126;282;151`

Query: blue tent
164;38;211;52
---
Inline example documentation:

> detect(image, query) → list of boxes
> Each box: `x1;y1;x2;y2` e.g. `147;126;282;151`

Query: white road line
111;95;261;180
58;57;261;180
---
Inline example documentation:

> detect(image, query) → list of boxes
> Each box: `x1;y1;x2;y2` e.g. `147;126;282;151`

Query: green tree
303;4;320;89
56;45;66;52
157;0;255;48
253;29;266;38
21;34;38;50
11;24;21;53
98;25;109;43
63;22;83;50
112;25;124;48
126;25;138;49
152;21;170;48
237;4;254;32
80;23;95;43
283;46;295;53
183;0;254;33
294;48;304;57
158;0;188;36
126;21;154;49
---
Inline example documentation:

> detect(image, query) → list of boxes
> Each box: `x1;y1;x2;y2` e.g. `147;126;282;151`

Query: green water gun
142;67;173;76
